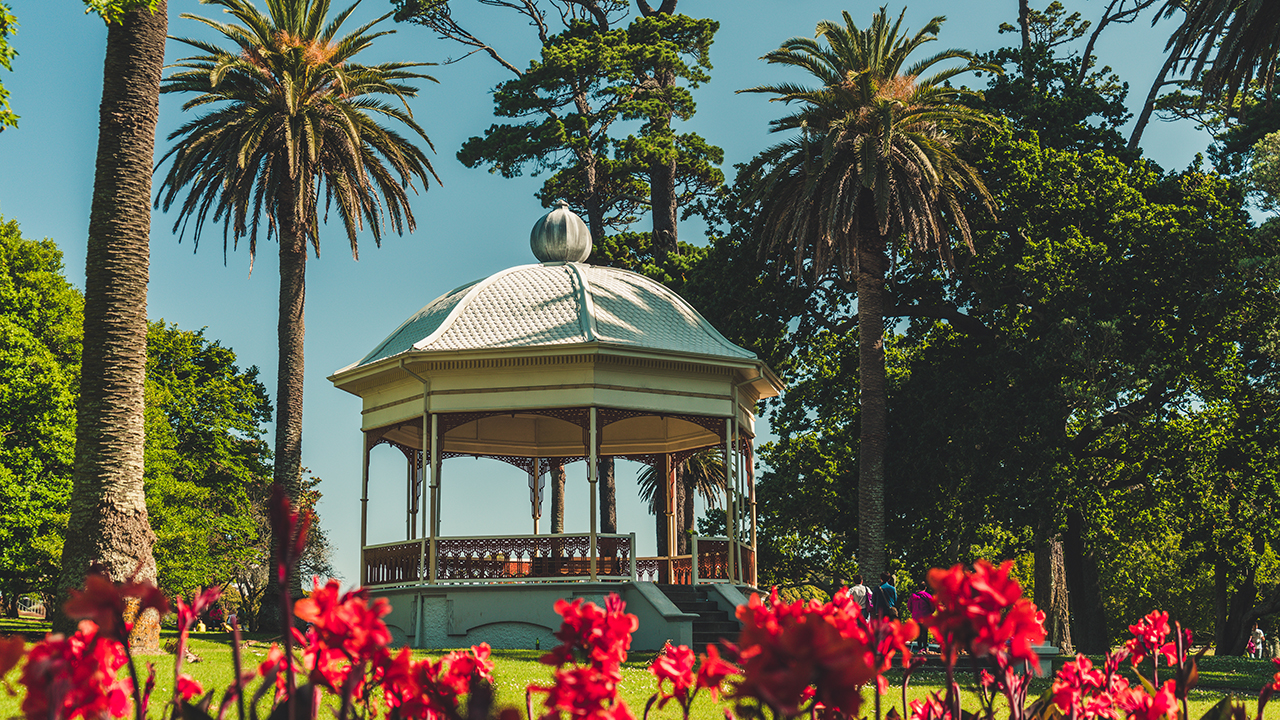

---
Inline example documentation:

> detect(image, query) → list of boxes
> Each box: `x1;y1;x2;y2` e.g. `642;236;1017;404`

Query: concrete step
671;600;722;614
693;620;741;635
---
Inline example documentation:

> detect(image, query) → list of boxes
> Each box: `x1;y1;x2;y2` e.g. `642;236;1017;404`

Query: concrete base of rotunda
372;581;752;651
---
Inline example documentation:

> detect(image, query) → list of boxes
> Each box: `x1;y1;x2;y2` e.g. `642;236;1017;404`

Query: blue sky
0;0;1214;584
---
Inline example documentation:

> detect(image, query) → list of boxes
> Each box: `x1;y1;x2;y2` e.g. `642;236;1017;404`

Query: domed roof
354;262;755;368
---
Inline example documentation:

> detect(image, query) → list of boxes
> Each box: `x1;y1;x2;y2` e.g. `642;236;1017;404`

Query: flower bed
2;487;1278;720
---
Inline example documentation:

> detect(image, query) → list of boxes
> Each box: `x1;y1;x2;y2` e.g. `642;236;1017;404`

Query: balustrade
365;540;424;586
433;533;633;583
362;533;755;587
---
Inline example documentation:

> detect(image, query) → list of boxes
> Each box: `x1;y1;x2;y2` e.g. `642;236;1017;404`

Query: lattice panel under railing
365;542;422;586
434;535;632;581
635;557;661;583
739;546;756;587
696;539;730;580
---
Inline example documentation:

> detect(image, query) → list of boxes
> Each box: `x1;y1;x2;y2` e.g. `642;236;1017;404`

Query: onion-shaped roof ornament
530;200;592;263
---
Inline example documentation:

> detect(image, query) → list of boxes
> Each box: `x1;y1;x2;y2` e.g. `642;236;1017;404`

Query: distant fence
17;594;46;619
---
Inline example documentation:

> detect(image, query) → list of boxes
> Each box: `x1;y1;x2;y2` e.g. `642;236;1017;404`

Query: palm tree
1160;0;1280;110
740;9;996;579
637;447;726;555
53;1;168;649
156;0;438;629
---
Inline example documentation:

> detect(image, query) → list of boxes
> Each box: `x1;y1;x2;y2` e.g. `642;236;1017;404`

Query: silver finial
530;200;592;263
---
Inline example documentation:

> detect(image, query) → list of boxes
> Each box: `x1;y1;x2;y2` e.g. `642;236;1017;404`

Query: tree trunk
1018;0;1033;78
52;2;167;652
673;465;687;554
855;198;889;580
650;120;678;261
1064;507;1109;653
1128;50;1179;154
1217;559;1259;655
259;178;308;633
598;457;616;533
638;0;680;263
1035;521;1074;653
680;464;695;554
550;459;565;534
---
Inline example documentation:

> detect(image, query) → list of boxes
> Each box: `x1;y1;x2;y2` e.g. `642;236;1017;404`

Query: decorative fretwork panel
434;534;632;581
671;556;693;585
365;542;422;586
635;557;661;583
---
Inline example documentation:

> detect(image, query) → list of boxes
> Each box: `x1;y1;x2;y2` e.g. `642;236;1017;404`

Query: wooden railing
363;534;756;588
365;540;424;586
432;533;634;584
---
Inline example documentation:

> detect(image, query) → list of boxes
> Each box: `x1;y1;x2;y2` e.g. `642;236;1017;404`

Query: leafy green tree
454;12;722;275
54;0;167;644
974;1;1132;157
156;0;437;630
0;218;80;616
0;2;16;130
740;9;996;579
1250;130;1280;210
143;322;273;600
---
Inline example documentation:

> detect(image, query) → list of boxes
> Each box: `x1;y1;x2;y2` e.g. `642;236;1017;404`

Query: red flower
257;642;302;699
695;645;737;700
533;665;635;720
908;691;948;720
923;561;1046;667
544;595;637;676
19;620;132;720
0;634;24;679
1052;655;1127;719
63;573;170;643
294;578;392;691
175;674;203;701
438;644;494;696
728;588;874;717
379;644;494;720
1125;612;1177;668
1117;680;1179;720
651;643;696;705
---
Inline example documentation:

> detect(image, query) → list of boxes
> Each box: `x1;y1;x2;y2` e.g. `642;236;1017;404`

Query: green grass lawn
2;621;1277;720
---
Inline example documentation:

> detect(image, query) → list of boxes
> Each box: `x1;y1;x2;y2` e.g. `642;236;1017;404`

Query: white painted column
428;412;440;584
748;441;758;586
360;433;370;587
406;451;414;541
724;417;736;584
588;408;598;581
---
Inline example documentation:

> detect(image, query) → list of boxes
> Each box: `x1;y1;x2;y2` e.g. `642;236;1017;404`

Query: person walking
873;571;899;619
908;580;935;652
848;574;873;619
1248;622;1265;659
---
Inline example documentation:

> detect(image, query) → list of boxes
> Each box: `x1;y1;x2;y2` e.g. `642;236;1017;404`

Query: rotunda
329;203;782;650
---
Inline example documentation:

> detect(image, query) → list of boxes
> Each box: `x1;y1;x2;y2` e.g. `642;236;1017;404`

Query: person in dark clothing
873;571;898;619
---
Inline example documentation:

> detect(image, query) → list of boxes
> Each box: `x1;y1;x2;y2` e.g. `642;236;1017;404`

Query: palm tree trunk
1035;519;1073;653
598;457;616;533
550;459;565;534
52;2;167;652
259;179;308;633
679;465;694;554
855;209;889;580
